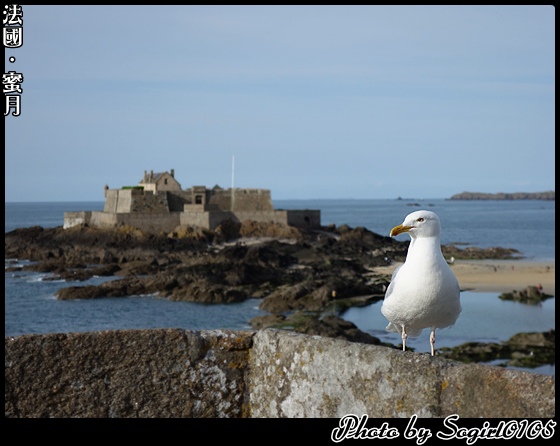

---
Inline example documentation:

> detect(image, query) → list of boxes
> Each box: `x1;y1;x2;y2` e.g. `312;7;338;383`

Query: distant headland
449;191;554;201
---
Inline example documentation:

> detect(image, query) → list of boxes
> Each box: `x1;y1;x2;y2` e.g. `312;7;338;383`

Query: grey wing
384;264;402;299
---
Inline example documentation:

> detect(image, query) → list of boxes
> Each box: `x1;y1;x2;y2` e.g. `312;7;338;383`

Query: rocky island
449;191;555;200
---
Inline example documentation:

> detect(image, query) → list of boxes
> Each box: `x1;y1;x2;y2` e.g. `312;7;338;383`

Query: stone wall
166;190;191;211
180;210;212;229
178;210;321;230
63;211;92;229
65;186;320;232
128;191;170;213
64;209;320;232
284;209;321;229
206;188;274;212
63;211;182;233
103;189;133;213
233;210;283;225
104;189;174;214
89;210;118;227
5;329;555;418
234;210;320;228
112;212;181;233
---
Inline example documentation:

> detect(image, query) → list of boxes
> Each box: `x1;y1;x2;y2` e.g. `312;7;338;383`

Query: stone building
64;169;321;233
138;170;181;192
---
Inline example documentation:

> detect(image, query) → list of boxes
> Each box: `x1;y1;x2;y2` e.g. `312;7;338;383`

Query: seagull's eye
417;218;425;222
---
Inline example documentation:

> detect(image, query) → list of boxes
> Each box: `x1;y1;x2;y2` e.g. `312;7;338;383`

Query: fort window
164;179;168;185
195;195;203;204
304;216;310;224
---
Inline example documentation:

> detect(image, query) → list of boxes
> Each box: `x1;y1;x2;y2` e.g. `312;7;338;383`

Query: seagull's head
390;210;441;239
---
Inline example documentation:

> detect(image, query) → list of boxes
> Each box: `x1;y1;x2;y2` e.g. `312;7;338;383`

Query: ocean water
275;198;555;261
4;267;267;336
4;199;555;375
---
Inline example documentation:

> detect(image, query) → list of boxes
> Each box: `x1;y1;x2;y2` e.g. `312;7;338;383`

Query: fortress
63;169;321;233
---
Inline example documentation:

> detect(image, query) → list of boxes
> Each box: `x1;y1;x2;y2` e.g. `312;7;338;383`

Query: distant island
449;191;555;200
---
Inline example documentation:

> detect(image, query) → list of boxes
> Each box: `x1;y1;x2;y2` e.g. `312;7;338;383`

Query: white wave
26;275;48;283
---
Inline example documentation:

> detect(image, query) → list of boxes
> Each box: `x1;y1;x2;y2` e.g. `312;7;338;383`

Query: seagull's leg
430;329;436;356
401;325;407;352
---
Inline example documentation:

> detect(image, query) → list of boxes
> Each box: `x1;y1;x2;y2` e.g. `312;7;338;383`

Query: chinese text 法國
4;4;24;116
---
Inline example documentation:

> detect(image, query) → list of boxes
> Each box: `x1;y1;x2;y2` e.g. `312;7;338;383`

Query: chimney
170;169;174;178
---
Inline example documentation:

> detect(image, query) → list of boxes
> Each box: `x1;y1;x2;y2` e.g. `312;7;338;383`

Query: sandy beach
372;260;555;296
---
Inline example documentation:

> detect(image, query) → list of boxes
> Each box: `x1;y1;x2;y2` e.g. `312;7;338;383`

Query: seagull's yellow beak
390;224;414;237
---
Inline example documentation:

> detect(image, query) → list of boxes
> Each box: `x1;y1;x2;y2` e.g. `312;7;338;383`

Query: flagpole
231;155;235;211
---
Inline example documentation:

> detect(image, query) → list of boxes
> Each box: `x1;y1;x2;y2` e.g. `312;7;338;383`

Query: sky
4;5;555;202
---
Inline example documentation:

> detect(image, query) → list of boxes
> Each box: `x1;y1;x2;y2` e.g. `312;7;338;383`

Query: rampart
5;329;554;418
64;209;320;233
64;185;320;232
179;209;321;230
202;188;274;212
102;187;275;213
64;211;183;233
103;189;191;213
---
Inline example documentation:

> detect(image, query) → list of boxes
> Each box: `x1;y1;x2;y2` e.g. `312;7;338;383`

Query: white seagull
381;210;461;355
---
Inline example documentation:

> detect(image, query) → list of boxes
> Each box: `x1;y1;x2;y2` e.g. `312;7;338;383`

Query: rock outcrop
499;285;554;304
5;224;404;308
250;312;385;346
5;329;555;418
437;329;555;369
4;223;523;307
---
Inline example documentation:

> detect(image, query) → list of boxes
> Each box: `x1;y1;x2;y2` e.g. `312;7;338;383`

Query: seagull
381;210;461;355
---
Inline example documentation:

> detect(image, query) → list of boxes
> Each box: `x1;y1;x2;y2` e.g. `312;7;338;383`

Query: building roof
140;171;169;184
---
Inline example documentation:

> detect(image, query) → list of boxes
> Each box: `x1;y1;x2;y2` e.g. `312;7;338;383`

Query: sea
4;199;555;375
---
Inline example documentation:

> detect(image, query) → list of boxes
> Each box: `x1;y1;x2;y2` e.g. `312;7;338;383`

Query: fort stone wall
284;210;321;229
180;210;211;229
89;211;119;228
65;209;321;232
65;181;320;232
205;188;274;212
103;189;121;213
177;210;321;230
63;211;181;233
63;211;93;229
208;210;237;229
166;190;191;212
112;212;182;233
129;191;170;213
104;189;175;214
231;211;278;225
116;190;133;213
103;189;134;213
232;210;318;228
